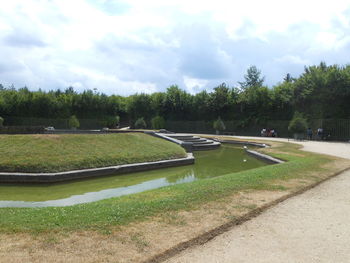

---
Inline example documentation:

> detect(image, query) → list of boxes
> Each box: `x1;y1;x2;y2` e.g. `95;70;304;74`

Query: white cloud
275;55;310;65
183;76;209;94
0;0;350;94
67;65;158;95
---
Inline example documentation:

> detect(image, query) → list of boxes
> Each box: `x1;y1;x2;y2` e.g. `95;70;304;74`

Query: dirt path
166;139;350;263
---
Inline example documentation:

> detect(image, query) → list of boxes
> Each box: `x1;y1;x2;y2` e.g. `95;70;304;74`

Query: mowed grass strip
0;133;186;173
0;141;343;233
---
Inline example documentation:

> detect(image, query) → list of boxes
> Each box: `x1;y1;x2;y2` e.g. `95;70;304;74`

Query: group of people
260;128;277;137
260;127;326;140
307;127;324;140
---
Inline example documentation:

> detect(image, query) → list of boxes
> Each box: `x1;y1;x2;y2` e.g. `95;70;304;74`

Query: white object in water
243;146;247;149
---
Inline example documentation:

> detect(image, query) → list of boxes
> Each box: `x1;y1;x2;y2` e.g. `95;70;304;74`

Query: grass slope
0;133;186;173
0;140;346;233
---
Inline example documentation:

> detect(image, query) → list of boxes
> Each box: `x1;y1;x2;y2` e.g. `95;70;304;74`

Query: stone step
192;142;221;151
183;138;207;143
192;140;214;145
156;133;221;151
166;135;195;140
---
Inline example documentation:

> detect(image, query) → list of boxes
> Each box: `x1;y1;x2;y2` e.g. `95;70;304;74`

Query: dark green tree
283;73;295;83
126;93;152;121
209;83;231;119
164;85;192;120
239;65;265;89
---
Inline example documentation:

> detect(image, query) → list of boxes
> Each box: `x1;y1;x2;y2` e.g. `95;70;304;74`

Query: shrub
213;117;226;133
134;117;147;129
151;116;165;129
288;112;308;134
0;117;3;128
106;115;120;128
68;115;80;129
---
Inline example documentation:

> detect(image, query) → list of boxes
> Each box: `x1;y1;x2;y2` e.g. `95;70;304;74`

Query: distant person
307;128;313;140
317;127;323;140
271;128;276;137
261;128;266;137
267;128;271;137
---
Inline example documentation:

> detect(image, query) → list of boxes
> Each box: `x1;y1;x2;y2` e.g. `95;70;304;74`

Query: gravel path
235;136;350;159
166;139;350;263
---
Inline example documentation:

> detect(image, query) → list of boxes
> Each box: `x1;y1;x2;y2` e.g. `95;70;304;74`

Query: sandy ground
235;136;350;159
166;138;350;263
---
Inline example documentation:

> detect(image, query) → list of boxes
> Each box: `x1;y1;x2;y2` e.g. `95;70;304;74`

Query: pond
0;144;269;207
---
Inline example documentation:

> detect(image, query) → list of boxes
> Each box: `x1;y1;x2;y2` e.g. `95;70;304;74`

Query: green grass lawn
0;133;187;173
0;140;347;233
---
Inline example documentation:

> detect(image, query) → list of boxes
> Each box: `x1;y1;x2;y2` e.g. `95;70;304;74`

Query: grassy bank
0;133;186;173
0;140;347;233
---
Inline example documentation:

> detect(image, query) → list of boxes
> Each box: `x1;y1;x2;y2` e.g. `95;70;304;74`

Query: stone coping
44;129;147;135
213;139;283;164
246;150;284;164
0;153;194;183
213;139;269;148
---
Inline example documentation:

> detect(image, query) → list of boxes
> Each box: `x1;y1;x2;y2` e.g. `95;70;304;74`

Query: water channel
0;144;268;207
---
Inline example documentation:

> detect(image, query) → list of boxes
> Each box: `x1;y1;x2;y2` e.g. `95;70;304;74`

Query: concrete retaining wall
45;129;145;135
0;153;194;183
214;139;268;148
246;150;284;164
214;139;284;164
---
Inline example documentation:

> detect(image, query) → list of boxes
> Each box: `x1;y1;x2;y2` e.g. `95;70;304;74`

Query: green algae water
0;145;268;207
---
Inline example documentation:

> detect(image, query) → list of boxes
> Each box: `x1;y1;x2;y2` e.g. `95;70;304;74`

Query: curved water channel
0;145;268;208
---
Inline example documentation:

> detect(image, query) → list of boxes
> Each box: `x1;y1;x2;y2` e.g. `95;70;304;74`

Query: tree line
0;62;349;129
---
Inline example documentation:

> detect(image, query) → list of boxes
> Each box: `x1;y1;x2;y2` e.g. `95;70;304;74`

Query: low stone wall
0;153;194;183
214;139;283;164
214;139;268;148
246;150;284;164
44;129;146;134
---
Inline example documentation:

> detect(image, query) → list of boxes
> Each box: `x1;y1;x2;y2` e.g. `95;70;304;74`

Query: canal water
0;144;268;207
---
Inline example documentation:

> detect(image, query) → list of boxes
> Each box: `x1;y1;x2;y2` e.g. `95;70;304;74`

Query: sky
0;0;350;95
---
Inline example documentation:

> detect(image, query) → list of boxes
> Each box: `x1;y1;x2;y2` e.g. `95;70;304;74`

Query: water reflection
0;175;198;207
